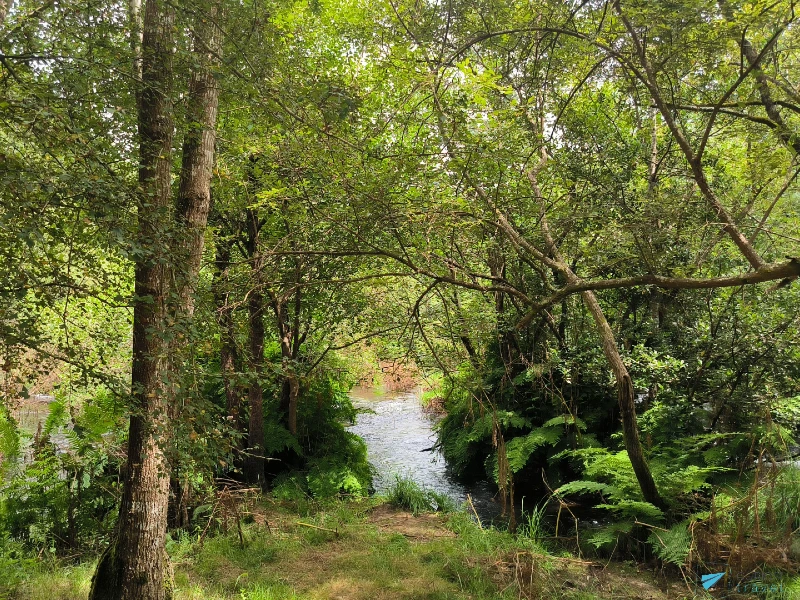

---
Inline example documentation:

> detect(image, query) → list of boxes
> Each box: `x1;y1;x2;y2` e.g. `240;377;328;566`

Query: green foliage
648;522;692;567
386;476;454;515
710;466;800;546
2;0;800;583
0;410;20;481
0;393;123;553
238;584;300;600
306;456;368;498
505;422;569;474
262;419;302;457
584;522;634;552
557;443;728;514
302;420;371;499
518;500;548;546
0;535;37;597
43;400;68;437
259;370;371;499
556;449;644;505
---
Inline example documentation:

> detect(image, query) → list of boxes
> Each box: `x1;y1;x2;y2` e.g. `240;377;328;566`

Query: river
347;385;502;522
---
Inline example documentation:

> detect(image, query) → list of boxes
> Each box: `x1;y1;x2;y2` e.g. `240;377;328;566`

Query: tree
354;0;799;506
89;0;222;597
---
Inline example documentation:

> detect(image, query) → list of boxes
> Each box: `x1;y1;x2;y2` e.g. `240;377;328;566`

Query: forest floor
13;498;723;600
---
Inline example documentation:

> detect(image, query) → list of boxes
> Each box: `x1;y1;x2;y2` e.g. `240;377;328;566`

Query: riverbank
9;495;728;600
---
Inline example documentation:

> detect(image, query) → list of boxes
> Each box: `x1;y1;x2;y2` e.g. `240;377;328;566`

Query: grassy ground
9;498;800;600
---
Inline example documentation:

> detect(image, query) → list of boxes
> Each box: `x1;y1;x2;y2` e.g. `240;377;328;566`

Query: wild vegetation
1;0;799;598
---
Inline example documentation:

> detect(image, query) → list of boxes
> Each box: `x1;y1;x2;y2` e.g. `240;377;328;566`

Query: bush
260;364;372;499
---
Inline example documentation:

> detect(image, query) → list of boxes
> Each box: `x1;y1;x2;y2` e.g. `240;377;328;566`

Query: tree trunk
580;291;665;509
213;240;243;436
287;369;299;436
244;209;265;484
527;166;665;509
719;1;800;157
90;2;175;597
90;0;221;596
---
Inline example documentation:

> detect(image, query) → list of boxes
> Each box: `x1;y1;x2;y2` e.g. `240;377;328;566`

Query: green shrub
0;409;20;482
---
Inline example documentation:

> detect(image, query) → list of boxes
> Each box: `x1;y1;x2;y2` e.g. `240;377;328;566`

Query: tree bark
90;2;175;597
516;258;800;327
244;209;265;484
719;1;800;157
213;240;243;437
90;1;221;597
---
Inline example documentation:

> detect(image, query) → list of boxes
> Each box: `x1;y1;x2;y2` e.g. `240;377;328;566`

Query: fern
466;411;531;443
555;480;615;498
596;500;663;521
649;522;691;567
655;463;727;497
262;419;302;456
586;521;633;550
542;414;587;430
505;427;563;473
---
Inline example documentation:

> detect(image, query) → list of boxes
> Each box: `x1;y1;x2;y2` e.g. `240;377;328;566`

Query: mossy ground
10;498;800;600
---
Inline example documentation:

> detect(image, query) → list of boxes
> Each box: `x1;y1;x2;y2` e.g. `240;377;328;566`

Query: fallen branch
466;494;483;530
296;521;339;536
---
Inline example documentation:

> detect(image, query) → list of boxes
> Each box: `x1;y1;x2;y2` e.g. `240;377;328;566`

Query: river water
347;385;502;522
7;396;71;465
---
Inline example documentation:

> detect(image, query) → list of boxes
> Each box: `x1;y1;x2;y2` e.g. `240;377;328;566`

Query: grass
385;476;455;515
518;499;548;547
167;499;510;600
7;562;93;600
8;496;761;600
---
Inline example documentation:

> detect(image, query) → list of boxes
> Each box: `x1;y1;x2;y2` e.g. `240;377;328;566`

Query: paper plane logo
701;572;726;590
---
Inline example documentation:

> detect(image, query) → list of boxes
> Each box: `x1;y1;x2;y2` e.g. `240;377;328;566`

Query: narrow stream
347;385;502;522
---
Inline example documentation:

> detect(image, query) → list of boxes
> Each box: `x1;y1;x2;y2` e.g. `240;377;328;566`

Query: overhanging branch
516;258;800;330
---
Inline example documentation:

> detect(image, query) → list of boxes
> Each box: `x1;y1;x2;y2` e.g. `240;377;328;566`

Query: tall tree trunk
213;240;243;437
90;1;221;597
244;209;265;484
90;2;175;597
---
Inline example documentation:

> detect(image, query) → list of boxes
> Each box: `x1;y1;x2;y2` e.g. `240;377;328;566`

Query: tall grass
385;476;455;515
519;499;548;545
